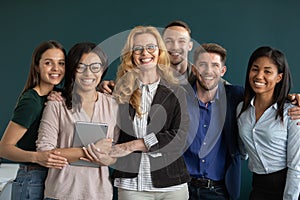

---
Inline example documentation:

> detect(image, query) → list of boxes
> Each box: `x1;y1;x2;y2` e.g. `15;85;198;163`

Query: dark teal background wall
1;1;300;199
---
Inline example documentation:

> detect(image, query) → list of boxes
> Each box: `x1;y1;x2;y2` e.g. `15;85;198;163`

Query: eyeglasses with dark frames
132;44;158;55
76;62;104;73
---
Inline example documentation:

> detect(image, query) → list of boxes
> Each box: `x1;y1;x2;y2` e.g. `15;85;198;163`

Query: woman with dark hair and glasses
36;42;118;200
0;40;68;200
237;46;300;200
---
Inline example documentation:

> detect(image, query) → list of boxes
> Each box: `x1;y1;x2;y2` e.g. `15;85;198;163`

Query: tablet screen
71;121;108;167
73;121;108;147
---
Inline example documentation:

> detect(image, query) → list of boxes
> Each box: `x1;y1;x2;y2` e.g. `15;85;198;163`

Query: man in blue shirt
184;43;245;200
184;43;300;200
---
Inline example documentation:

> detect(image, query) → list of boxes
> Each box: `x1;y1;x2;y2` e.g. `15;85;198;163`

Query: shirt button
203;124;207;128
203;142;206;145
202;159;205;163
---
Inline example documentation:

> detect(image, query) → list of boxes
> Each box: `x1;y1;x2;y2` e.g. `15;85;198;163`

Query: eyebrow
164;36;189;40
42;58;65;62
253;64;273;69
133;43;157;46
42;58;53;61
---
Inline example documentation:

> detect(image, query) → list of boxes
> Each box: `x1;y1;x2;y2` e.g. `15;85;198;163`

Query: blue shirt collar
193;81;224;104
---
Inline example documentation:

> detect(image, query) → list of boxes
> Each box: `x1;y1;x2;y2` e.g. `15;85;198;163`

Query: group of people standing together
1;20;300;200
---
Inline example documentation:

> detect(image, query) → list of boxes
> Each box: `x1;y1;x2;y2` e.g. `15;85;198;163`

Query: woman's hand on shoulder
97;80;114;95
288;93;300;124
45;91;64;105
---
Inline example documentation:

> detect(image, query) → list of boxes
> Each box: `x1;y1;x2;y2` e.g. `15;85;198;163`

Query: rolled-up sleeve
143;132;158;150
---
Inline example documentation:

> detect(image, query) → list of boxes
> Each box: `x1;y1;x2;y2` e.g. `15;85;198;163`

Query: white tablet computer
71;121;108;167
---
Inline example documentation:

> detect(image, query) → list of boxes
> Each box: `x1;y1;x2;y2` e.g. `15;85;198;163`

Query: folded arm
0;121;68;169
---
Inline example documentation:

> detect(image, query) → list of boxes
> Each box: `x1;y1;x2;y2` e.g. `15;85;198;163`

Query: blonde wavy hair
113;26;177;117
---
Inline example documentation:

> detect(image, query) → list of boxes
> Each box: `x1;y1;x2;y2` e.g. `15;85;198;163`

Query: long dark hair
238;46;292;121
21;40;66;94
64;42;108;109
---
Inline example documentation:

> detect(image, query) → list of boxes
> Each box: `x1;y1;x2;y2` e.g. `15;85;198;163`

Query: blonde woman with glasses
110;26;190;200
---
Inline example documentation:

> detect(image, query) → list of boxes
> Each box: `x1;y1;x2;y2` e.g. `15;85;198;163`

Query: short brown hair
163;20;191;37
193;43;227;65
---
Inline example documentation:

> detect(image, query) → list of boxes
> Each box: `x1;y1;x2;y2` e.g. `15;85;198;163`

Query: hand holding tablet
72;121;109;167
73;121;108;147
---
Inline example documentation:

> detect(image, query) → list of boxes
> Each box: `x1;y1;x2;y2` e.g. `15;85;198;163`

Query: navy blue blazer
223;84;244;200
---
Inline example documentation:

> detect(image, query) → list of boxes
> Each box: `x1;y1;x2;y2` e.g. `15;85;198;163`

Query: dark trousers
250;168;290;200
188;182;229;200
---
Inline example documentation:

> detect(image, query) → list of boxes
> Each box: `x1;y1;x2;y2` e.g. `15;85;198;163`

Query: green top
11;89;47;151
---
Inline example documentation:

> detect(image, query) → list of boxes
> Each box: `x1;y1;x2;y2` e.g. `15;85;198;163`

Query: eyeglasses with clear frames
132;44;158;55
76;62;104;73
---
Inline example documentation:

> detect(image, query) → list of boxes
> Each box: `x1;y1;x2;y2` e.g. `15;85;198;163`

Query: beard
171;58;184;66
168;49;185;66
196;77;219;91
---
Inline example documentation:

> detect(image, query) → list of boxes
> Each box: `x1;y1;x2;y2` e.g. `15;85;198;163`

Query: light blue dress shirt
237;97;300;200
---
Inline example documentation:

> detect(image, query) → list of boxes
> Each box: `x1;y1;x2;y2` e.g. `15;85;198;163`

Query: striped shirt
114;79;186;192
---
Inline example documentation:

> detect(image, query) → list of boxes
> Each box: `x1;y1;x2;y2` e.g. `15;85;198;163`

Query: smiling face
132;33;159;73
38;48;65;87
163;26;193;73
75;52;104;93
249;56;283;98
193;52;226;91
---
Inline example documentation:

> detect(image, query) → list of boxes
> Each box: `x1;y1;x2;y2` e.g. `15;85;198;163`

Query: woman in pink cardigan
37;42;118;200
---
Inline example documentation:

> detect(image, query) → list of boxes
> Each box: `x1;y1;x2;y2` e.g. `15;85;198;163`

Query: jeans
188;182;229;200
11;166;48;200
